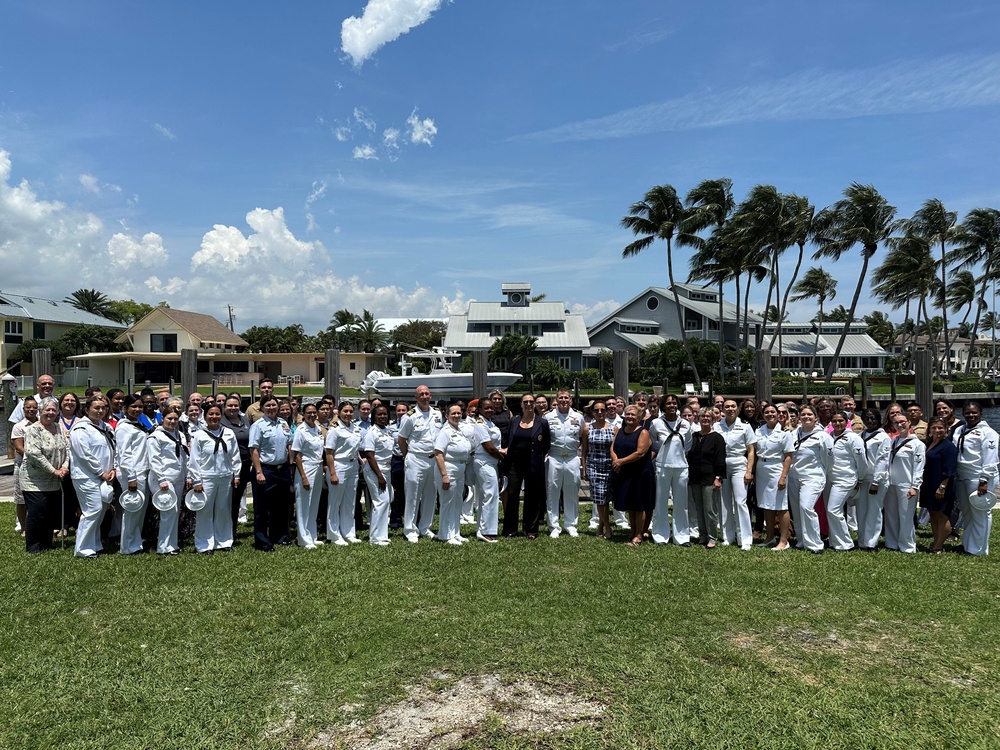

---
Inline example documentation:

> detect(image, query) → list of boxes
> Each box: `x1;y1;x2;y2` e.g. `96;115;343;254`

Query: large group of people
7;374;997;557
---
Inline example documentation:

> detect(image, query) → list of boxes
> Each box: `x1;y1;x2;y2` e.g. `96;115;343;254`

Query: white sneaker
446;537;463;546
346;536;363;544
588;519;600;529
370;540;390;547
405;533;419;543
333;538;349;547
549;528;561;539
314;539;325;546
421;529;435;540
454;534;467;543
14;521;23;533
566;527;579;538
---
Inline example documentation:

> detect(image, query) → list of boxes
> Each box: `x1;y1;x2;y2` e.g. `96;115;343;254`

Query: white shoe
405;533;419;543
455;534;467;543
446;537;463;546
549;528;561;539
588;519;600;529
15;521;22;533
314;539;325;546
304;544;317;550
346;536;363;544
421;529;435;540
333;538;349;547
566;527;579;538
477;532;497;543
460;514;475;524
370;540;390;547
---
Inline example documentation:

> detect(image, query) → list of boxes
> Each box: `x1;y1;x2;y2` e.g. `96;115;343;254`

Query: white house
768;322;890;372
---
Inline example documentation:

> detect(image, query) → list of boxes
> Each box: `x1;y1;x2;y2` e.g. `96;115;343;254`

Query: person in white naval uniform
856;408;891;551
884;413;926;553
291;403;326;548
148;411;192;555
460;400;479;525
397;385;443;543
545;389;584;538
188;404;241;553
825;411;868;551
434;404;473;545
471;398;505;542
324;402;363;546
953;402;998;556
713;399;757;550
115;395;151;555
753;404;795;550
362;405;396;546
70;396;116;559
648;395;693;545
787;405;833;554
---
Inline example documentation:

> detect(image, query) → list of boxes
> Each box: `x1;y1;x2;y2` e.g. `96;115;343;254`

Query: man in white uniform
7;374;54;424
397;385;442;542
649;395;694;545
545;389;584;538
714;399;757;550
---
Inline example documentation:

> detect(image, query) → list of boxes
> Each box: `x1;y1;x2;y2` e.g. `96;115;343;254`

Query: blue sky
2;0;999;334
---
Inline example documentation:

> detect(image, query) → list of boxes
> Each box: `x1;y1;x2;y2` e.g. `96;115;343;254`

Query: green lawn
2;506;999;749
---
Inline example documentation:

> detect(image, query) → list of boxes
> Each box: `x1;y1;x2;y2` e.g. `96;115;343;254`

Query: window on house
4;321;23;344
558;357;571;369
708;320;720;330
685;318;701;330
646;296;659;311
150;333;177;352
33;322;45;339
349;362;356;370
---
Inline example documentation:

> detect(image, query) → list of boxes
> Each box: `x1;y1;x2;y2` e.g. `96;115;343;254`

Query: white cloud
353;144;378;160
341;0;446;67
153;122;177;141
79;174;101;194
106;231;168;270
305;180;329;231
353;107;377;132
406;108;437;145
334;126;351;142
569;300;621;326
383;127;401;161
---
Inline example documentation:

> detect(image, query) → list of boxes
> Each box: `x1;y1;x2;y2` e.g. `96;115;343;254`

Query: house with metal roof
443;283;590;371
0;290;126;374
766;321;890;373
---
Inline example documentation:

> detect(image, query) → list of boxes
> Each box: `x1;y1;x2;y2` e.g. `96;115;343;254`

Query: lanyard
86;420;116;451
159;428;188;458
890;437;913;463
795;430;818;451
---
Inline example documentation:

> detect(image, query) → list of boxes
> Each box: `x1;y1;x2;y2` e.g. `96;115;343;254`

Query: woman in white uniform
713;399;757;550
787;405;833;554
292;403;326;549
472;397;505;543
188;404;241;553
148;410;191;555
70;396;116;559
362;405;395;546
115;395;151;555
434;404;473;545
884;413;925;553
825;410;868;551
953;402;998;556
324;401;362;546
856;408;890;551
753;404;795;550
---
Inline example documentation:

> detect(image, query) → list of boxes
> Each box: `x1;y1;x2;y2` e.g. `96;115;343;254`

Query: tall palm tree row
789;267;836;373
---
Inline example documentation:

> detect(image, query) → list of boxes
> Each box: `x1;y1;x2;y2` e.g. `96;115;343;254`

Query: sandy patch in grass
309;672;604;749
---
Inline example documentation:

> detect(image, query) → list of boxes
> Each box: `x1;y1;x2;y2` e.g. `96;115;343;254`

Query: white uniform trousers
403;453;437;537
650;465;689;544
363;461;393;545
854;476;886;549
721;464;752;549
150;476;184;554
957;477;993;556
327;460;358;543
73;477;109;558
545;455;580;533
824;481;857;551
195;475;234;552
119;475;149;555
295;463;325;548
883;486;917;553
474;458;499;536
435;461;465;542
789;473;825;553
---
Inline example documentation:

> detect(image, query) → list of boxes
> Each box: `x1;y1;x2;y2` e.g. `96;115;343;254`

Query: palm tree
489;331;537;374
897;199;960;375
622;184;701;381
769;194;815;359
687;234;733;383
951;207;1000;372
64;288;115;319
811;183;896;384
790;267;836;373
944;270;983;369
873;236;936;370
685;178;734;383
353;311;389;353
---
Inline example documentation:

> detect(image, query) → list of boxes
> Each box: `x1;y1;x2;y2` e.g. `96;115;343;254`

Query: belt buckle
562;452;569;458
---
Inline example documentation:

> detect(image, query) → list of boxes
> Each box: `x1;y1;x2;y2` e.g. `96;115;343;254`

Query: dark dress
611;427;654;512
502;417;550;535
920;438;958;513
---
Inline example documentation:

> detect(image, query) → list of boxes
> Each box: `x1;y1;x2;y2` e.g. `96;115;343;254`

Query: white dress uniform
70;419;116;558
754;424;795;511
648;416;693;544
292;423;326;548
472;416;502;537
825;430;867;551
398;406;443;541
713;417;758;550
188;425;241;552
953;420;998;556
460;416;479;523
147;427;189;554
325;419;363;545
856;429;890;549
788;427;833;553
115;419;150;555
362;423;395;545
544;407;584;537
884;435;926;553
434;423;473;544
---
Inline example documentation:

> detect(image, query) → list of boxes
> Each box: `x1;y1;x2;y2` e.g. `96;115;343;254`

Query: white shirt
754;423;795;462
860;429;890;484
546;408;584;457
115;420;150;484
325;419;363;463
953;421;999;485
472;417;502;465
434;422;473;466
829;429;867;486
649;416;693;468
69;418;116;480
362;423;395;466
790;427;833;483
398;406;443;456
188;426;241;482
291;423;326;469
148;427;188;485
714;417;757;468
888;435;925;490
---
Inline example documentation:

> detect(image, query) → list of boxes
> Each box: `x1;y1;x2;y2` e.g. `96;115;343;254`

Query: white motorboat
360;347;520;399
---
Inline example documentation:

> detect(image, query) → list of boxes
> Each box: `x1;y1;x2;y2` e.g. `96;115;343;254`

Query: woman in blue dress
921;416;958;554
610;405;654;547
582;399;617;540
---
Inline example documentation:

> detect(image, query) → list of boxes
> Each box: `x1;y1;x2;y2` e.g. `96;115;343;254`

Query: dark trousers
254;465;291;550
24;490;60;552
503;457;544;536
389;457;405;527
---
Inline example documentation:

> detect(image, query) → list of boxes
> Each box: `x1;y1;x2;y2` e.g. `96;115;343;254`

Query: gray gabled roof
444;311;590;350
588;284;760;337
0;291;126;328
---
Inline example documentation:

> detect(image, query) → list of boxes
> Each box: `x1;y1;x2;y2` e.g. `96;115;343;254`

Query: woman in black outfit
688;406;726;548
502;394;551;538
921;416;958;554
221;395;253;534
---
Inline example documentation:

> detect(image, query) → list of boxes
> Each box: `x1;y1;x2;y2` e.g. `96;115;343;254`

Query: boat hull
369;372;521;399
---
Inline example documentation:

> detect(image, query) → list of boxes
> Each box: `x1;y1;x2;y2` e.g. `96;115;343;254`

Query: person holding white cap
70;395;116;559
115;395;151;555
188;404;241;554
648;394;694;546
148;410;191;555
953;402;998;556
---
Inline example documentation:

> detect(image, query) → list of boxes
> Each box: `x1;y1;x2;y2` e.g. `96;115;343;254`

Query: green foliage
63;288;116;319
239;324;310;353
863;310;896;349
391;320;446;351
10;324;126;364
488;332;537;374
529;357;571;389
106;300;156;326
640;339;723;384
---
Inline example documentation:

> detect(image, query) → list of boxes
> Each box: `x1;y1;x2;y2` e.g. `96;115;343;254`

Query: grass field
2;505;999;749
